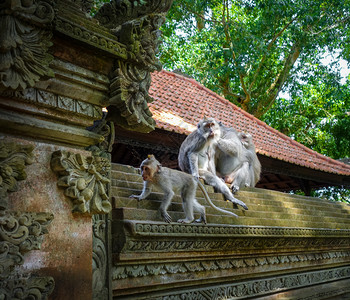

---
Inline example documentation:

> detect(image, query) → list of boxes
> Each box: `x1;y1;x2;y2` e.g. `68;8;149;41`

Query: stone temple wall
111;163;350;299
0;0;172;299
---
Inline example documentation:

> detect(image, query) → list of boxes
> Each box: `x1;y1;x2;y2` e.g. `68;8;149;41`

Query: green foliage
263;61;350;159
159;0;350;118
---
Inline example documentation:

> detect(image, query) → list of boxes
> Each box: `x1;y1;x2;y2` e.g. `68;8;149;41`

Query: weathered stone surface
110;163;350;299
51;150;112;215
0;0;55;91
5;137;93;300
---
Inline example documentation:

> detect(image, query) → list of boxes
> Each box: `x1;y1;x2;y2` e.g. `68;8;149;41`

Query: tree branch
221;0;251;109
255;41;301;118
249;15;298;91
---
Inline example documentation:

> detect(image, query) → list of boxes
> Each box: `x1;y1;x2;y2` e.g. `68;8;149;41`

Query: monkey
129;155;240;223
215;124;261;193
178;117;248;210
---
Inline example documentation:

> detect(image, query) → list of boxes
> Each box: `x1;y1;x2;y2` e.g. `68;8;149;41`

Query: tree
159;0;350;118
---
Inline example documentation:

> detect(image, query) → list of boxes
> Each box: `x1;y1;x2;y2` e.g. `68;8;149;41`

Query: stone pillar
0;0;172;299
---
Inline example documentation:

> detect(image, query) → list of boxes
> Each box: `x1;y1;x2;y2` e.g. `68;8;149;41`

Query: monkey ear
156;163;162;173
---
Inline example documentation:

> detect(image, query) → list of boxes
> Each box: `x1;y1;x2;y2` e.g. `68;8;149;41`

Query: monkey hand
192;173;200;181
129;194;142;201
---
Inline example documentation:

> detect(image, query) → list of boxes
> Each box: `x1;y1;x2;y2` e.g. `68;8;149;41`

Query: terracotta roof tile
149;70;350;176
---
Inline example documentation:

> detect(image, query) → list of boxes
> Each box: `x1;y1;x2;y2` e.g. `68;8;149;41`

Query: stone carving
114;222;350;253
92;214;110;300
152;266;350;300
0;88;103;120
93;0;173;132
112;250;350;280
0;211;54;278
0;142;34;210
54;17;128;59
0;276;55;300
129;222;350;237
0;0;55;91
94;0;172;28
107;61;156;132
51;150;112;214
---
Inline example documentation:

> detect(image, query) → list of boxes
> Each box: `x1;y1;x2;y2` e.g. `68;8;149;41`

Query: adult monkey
130;155;239;223
178;117;248;210
216;124;261;192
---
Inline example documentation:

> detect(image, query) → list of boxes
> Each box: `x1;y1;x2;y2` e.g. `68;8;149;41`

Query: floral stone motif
51;150;112;215
0;0;55;91
0;142;34;210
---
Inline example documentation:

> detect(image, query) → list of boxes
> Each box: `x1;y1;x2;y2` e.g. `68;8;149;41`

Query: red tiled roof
148;70;350;176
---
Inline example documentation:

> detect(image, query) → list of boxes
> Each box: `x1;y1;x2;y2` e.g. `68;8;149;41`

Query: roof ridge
157;69;350;173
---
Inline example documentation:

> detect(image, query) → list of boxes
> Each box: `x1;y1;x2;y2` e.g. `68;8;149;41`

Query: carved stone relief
0;142;54;299
0;0;55;91
150;266;350;300
93;0;173;132
112;250;350;280
92;214;110;300
51;150;112;215
0;142;34;210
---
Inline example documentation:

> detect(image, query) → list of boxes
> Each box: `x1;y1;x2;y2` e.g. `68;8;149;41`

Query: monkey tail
197;181;238;218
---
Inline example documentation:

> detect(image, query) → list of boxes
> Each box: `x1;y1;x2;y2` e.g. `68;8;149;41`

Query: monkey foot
194;216;207;224
177;218;194;224
161;212;172;223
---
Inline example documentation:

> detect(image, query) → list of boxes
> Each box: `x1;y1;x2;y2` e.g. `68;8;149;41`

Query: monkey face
141;164;153;181
140;156;161;181
201;119;220;139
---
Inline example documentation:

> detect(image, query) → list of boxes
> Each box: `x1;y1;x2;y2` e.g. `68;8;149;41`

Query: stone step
111;169;350;212
112;207;350;229
113;196;350;224
112;185;350;217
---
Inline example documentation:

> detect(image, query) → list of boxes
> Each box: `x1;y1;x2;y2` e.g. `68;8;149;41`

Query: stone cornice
125;220;350;238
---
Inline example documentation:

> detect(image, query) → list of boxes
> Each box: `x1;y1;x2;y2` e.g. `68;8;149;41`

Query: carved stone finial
0;142;34;210
0;0;55;91
51;150;112;215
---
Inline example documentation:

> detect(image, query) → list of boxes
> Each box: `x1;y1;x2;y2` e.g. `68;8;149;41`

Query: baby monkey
130;155;239;224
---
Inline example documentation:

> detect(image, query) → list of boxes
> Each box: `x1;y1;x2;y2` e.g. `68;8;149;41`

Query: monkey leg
193;199;206;224
199;170;248;210
159;190;174;223
177;188;196;224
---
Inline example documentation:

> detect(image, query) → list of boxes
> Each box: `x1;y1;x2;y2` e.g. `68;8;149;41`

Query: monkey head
140;155;162;182
238;132;253;148
197;117;221;140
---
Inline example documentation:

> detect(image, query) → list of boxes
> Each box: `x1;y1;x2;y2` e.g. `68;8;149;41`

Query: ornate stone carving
112;250;350;280
0;142;34;210
92;214;110;300
0;0;55;91
0;88;103;120
114;221;350;253
51;150;112;214
0;276;55;300
107;60;156;132
94;0;172;29
93;0;173;132
150;266;350;300
0;211;54;278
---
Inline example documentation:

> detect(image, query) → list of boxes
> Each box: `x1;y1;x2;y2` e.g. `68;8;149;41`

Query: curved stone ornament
0;0;55;91
0;142;34;210
108;61;156;132
51;150;112;215
0;211;54;278
0;276;55;300
94;0;173;132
